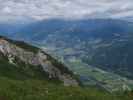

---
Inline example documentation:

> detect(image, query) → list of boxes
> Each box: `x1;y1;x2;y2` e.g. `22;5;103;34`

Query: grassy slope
0;53;132;100
1;78;133;100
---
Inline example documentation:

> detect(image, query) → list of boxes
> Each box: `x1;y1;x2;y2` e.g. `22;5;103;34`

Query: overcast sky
0;0;133;21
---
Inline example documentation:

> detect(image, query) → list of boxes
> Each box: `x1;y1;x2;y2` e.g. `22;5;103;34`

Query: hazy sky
0;0;133;21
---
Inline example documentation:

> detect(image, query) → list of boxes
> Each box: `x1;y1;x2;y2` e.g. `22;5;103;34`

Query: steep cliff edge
0;36;78;86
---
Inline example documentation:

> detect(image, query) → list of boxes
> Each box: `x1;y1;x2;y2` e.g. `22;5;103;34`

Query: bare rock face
0;38;78;86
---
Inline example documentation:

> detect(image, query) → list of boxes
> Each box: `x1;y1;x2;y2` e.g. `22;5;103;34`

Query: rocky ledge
0;36;79;86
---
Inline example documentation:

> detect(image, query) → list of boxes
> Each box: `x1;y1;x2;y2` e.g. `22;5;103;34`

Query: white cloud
0;0;133;20
2;6;12;13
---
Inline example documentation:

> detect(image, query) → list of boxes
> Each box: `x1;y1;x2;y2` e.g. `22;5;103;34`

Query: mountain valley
0;19;133;99
0;36;132;100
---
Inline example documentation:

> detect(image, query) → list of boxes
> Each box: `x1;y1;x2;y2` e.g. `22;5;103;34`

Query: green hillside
0;78;133;100
0;42;132;100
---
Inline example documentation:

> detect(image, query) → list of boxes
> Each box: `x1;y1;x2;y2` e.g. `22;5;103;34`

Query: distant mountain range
1;19;133;40
0;16;35;37
10;19;133;41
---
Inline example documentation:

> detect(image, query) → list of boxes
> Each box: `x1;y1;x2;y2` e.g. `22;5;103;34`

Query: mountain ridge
0;36;78;86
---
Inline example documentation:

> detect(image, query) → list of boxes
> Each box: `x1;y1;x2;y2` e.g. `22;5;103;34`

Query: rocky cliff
0;36;78;86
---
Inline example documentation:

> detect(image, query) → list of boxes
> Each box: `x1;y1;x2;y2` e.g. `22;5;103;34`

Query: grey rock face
0;38;78;86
